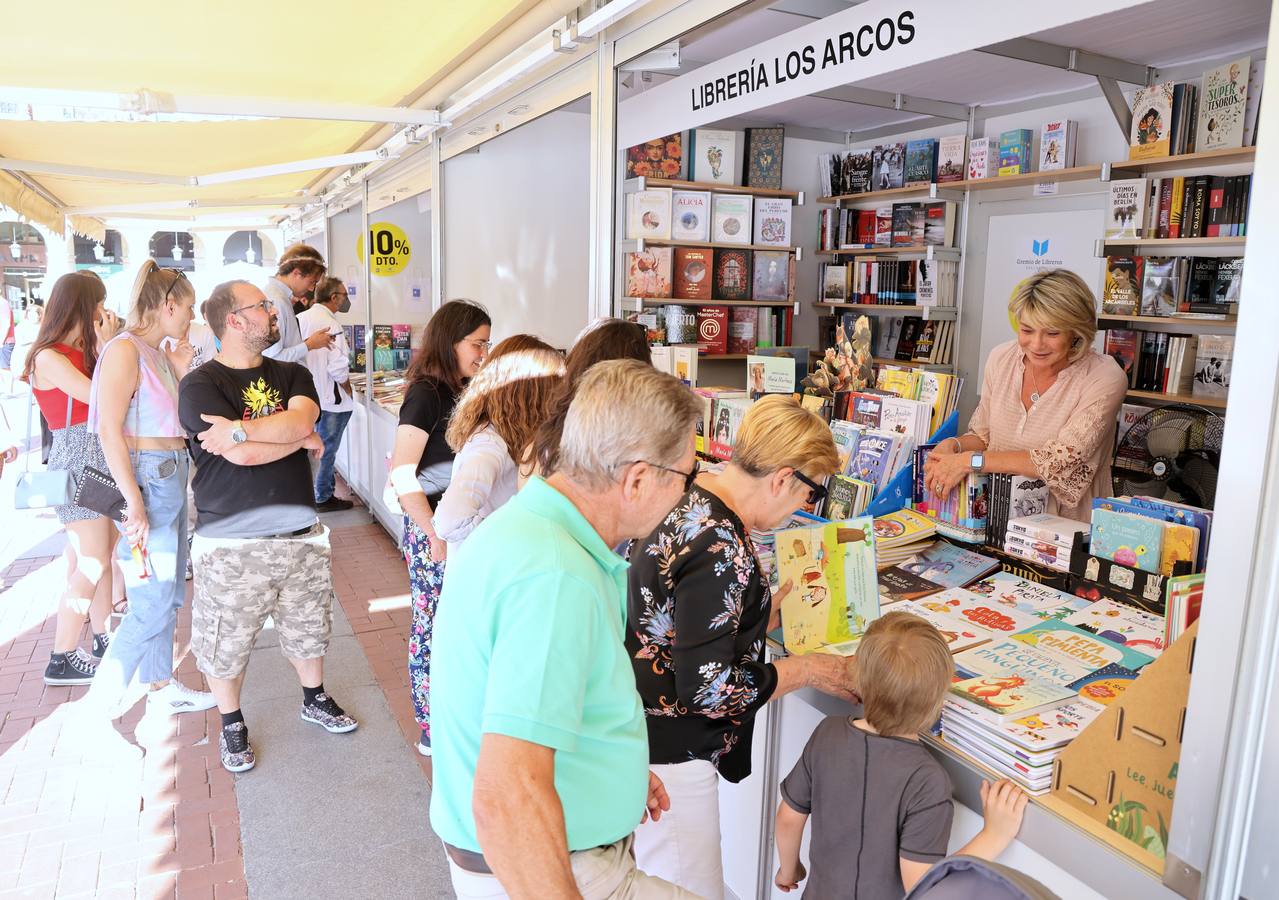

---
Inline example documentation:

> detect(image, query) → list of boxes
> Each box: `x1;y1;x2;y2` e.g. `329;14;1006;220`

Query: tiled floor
0;489;424;898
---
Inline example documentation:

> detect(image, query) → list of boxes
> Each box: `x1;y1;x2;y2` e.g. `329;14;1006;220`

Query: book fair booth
4;0;1275;897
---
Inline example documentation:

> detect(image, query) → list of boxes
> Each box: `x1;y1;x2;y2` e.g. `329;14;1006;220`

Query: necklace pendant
1030;391;1041;404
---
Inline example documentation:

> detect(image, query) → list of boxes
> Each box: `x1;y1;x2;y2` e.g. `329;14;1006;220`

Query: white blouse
433;425;519;548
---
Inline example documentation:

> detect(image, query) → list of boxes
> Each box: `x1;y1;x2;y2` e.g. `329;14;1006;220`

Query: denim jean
90;450;189;706
314;409;352;503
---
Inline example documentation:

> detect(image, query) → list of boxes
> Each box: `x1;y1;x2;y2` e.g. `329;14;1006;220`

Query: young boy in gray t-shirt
774;611;1029;898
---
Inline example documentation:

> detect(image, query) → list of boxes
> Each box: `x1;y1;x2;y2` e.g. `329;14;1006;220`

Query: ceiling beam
0;151;393;188
977;37;1156;86
0;158;191;185
811;85;970;121
64;198;308;215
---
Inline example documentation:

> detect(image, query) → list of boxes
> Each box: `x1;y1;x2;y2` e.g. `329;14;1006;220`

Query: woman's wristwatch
970;451;985;472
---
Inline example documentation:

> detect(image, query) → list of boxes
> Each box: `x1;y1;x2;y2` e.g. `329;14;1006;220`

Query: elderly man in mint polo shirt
430;359;703;899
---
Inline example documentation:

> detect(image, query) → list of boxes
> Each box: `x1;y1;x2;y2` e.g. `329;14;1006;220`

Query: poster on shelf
978;210;1105;377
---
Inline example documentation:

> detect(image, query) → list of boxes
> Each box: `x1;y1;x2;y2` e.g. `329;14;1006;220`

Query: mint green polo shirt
428;476;649;853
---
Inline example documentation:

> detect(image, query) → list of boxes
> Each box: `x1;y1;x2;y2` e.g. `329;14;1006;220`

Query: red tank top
32;343;90;429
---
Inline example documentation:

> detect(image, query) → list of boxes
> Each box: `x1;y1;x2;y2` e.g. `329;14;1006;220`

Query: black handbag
74;465;127;521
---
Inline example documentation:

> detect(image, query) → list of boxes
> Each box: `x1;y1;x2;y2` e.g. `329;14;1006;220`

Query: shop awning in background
0;0;567;234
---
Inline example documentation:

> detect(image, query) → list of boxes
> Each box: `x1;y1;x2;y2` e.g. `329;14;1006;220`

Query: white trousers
447;834;703;899
632;760;725;900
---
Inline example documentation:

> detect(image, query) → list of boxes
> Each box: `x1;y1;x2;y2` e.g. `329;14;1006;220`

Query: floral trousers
403;515;445;737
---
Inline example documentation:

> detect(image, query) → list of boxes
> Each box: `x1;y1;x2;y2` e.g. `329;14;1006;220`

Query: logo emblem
1032;238;1050;255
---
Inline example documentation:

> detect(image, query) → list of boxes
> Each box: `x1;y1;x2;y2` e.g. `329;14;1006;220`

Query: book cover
1106;179;1148;238
708;396;751;457
1090;508;1165;572
1159;520;1200;577
1104;329;1139;385
923;202;956;247
843;148;875;194
671;190;712;242
746;353;795;399
743;127;784;189
695;305;728;355
849;431;895;488
967;571;1089;618
830;420;861;473
872;508;936;546
891;203;918;247
874;206;893;246
371;325;395;372
1065;662;1143;707
391;324;411;351
873;143;905;190
1038;120;1075;170
625;132;686;179
752;198;792;246
967;137;991;180
1129;84;1174;159
351;324;366;371
997;129;1034;176
1140;257;1178;316
663;303;697;344
898;542;999;588
672;248;712;299
878;566;948;603
711;195;753;244
1102;257;1144;315
1065;600;1166;656
823;474;865;522
752;250;791;301
936;135;966;183
779;517;879;654
904;138;938;186
898;602;992;652
626;188;674;240
955;620;1154;686
1192;333;1233;397
1197;56;1250;151
727;307;758;355
713;249;752;300
949;674;1076;722
917;588;1042;635
690;129;739;185
625;249;673;298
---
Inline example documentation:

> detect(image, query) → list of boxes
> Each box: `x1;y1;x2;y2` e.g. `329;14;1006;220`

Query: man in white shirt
263;245;333;363
298;277;355;512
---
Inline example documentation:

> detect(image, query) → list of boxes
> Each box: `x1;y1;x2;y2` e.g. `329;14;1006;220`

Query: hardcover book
949;674;1076;723
1197;56;1250;151
690;129;739;185
953;620;1154;686
997;129;1034;176
663;303;698;344
625;132;686;179
727;307;758;355
752;197;792;246
1102;256;1144;314
779;517;879;655
822;263;849;303
1140;257;1179;316
873;143;905;190
1129;84;1174;159
1090;508;1165;573
708;396;751;458
904;138;938;186
672;248;712;300
752;251;791;301
711;195;753;245
1065;599;1167;656
966;572;1089;618
1038;120;1077;170
743;126;784;189
967;137;991;180
671;190;712;242
624;249;673;299
713;249;753;300
695;305;729;355
1104;330;1139;386
936;135;966;183
1106;179;1149;239
920;587;1043;635
897;542;999;588
846;148;875;194
626;188;674;240
1192;333;1233;397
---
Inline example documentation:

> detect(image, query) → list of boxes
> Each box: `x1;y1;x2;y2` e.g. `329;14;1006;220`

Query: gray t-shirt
781;716;954;900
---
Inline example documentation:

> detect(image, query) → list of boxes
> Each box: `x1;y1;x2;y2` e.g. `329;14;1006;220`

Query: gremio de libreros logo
1015;237;1063;267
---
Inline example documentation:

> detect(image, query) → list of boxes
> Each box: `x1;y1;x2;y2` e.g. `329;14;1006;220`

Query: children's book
949;699;1103;753
949;674;1076;723
1065;599;1167;657
1129;83;1174;159
954;620;1153;686
878;566;947;604
871;508;937;548
900;601;992;652
1090;508;1165;573
1197;56;1250;151
1066;662;1144;707
894;541;999;588
779;517;879;655
829;420;862;474
914;587;1042;635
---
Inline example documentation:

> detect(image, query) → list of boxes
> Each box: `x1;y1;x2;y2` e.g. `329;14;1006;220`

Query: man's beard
249;321;281;352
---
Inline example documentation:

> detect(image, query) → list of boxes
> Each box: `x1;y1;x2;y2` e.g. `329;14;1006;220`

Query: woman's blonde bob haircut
1008;268;1098;363
731;395;841;480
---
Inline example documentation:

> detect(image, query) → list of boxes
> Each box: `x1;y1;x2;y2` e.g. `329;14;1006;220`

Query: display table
336;398;403;540
714;647;1180;900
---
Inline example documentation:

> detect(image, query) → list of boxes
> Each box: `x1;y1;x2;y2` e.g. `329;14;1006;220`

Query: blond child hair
857;611;954;736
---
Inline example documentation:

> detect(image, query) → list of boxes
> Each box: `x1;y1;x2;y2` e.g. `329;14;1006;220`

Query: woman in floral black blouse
627;395;858;899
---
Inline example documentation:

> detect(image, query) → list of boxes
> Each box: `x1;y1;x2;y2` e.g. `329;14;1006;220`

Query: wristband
947;437;963;453
390;465;424;497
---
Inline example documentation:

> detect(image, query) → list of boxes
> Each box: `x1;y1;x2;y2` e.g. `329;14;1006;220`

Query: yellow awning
0;0;562;233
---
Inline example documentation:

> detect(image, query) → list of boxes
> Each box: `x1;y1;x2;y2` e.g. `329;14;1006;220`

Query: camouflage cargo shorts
190;525;334;679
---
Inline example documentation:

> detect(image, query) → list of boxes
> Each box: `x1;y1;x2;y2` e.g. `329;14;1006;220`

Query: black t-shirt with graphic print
179;358;320;539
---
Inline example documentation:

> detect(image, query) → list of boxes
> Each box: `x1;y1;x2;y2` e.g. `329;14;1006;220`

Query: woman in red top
23;272;121;687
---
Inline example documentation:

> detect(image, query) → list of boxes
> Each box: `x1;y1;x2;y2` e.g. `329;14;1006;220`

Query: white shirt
433;426;519;550
297;303;353;413
262;276;308;364
161;321;218;370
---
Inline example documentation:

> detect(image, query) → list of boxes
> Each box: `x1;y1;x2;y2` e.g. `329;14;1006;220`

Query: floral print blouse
626;486;778;783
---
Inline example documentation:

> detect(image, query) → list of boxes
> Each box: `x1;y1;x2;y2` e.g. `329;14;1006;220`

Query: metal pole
362;180;374;503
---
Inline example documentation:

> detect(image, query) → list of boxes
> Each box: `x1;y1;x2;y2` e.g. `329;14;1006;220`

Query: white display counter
336;397;403;541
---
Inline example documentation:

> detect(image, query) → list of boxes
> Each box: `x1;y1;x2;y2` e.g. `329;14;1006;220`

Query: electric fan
1112;404;1224;508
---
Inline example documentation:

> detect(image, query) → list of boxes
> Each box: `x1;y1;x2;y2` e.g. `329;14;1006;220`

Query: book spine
1168;176;1184;239
1189;177;1208;238
1157;179;1173;239
1205;176;1226;237
1008;522;1082;545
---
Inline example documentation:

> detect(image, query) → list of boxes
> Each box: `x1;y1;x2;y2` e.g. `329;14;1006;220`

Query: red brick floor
0;508;423;898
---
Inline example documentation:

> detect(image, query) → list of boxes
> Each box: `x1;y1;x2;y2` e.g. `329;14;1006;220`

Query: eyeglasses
793;470;828;506
230;299;272;317
647;461;698;493
466;339;492;352
161;268;187;304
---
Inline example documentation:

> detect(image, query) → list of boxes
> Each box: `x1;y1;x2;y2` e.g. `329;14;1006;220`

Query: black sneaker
300;692;358;733
44;648;97;686
315;497;354;512
91;631;111;660
417;731;432;757
220;722;256;773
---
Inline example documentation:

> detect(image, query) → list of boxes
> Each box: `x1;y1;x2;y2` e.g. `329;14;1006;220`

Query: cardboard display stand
1068;552;1194;616
1046;621;1199;872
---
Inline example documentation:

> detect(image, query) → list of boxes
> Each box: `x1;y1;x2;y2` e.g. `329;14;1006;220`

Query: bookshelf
816;244;959;259
701;353;750;360
1108;146;1257;177
1126;388;1228;409
960;163;1104;190
1098;313;1237;332
626;236;802;255
622;296;795;309
1100;236;1246;255
814;302;957;320
624;176;804;202
818;182;965;205
873;356;954;371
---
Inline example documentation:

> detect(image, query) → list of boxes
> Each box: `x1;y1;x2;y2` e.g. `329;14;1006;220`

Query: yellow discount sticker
357;222;411;277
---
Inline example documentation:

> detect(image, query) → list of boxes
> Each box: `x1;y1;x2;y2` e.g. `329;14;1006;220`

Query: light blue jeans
93;450;189;703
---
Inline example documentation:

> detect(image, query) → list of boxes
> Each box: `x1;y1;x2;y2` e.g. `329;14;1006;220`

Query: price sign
357;222;411;276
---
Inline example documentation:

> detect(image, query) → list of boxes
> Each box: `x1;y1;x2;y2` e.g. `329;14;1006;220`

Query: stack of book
911;449;989;542
983;475;1051;549
870;508;937;568
822;474;875;521
878;542;1000;603
1003;513;1089;572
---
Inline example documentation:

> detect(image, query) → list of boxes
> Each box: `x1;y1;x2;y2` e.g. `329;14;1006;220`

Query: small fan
1113;404;1224;508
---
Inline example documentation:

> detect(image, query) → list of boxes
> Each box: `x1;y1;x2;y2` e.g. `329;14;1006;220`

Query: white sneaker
147;682;217;715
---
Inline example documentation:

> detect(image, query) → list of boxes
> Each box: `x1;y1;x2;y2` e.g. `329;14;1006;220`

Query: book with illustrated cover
830;420;861;474
371;325;396;372
391;324;412;370
673;248;712;300
954;620;1154;686
1038;120;1077;170
625;132;686;179
891;203;920;247
779;517;879;655
949;674;1076;723
923;202;957;248
752;198;792;246
966;572;1089;617
743;127;784;189
671;190;712;242
626;188;673;239
696;306;728;355
1090;508;1165;573
967;137;991;179
1197;56;1250;151
899;602;993;652
746;353;794;399
822;263;849;303
1103;257;1144;314
713;249;752;300
663;303;697;344
872;508;937;547
727;307;757;355
936;135;966;183
848;431;896;489
1129;84;1174;159
752;251;791;301
1140;257;1179;316
1192;333;1233;397
1066;662;1143;707
878;566;947;604
1159;520;1200;577
904;138;938;186
711;195;753;245
1104;330;1139;386
1106;179;1148;238
1065;600;1166;656
896;542;999;588
873;143;905;190
690;129;739;185
625;249;673;299
823;474;872;522
708;396;751;458
915;587;1042;635
997;129;1034;176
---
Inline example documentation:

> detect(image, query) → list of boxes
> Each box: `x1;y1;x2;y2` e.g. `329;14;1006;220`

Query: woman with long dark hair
24;272;119;686
389;300;491;756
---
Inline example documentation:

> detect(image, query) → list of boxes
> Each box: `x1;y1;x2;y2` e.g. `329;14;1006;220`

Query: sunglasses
793;470;828;506
161;268;187;304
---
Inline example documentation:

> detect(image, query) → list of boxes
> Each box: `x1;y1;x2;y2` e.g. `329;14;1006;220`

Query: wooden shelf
1109;146;1256;176
817;182;964;204
1098;313;1237;330
815;302;956;319
959;164;1104;190
816;244;959;258
1101;236;1245;255
700;353;750;360
626;176;802;202
632;237;800;254
873;357;953;370
1126;389;1228;409
624;296;793;308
